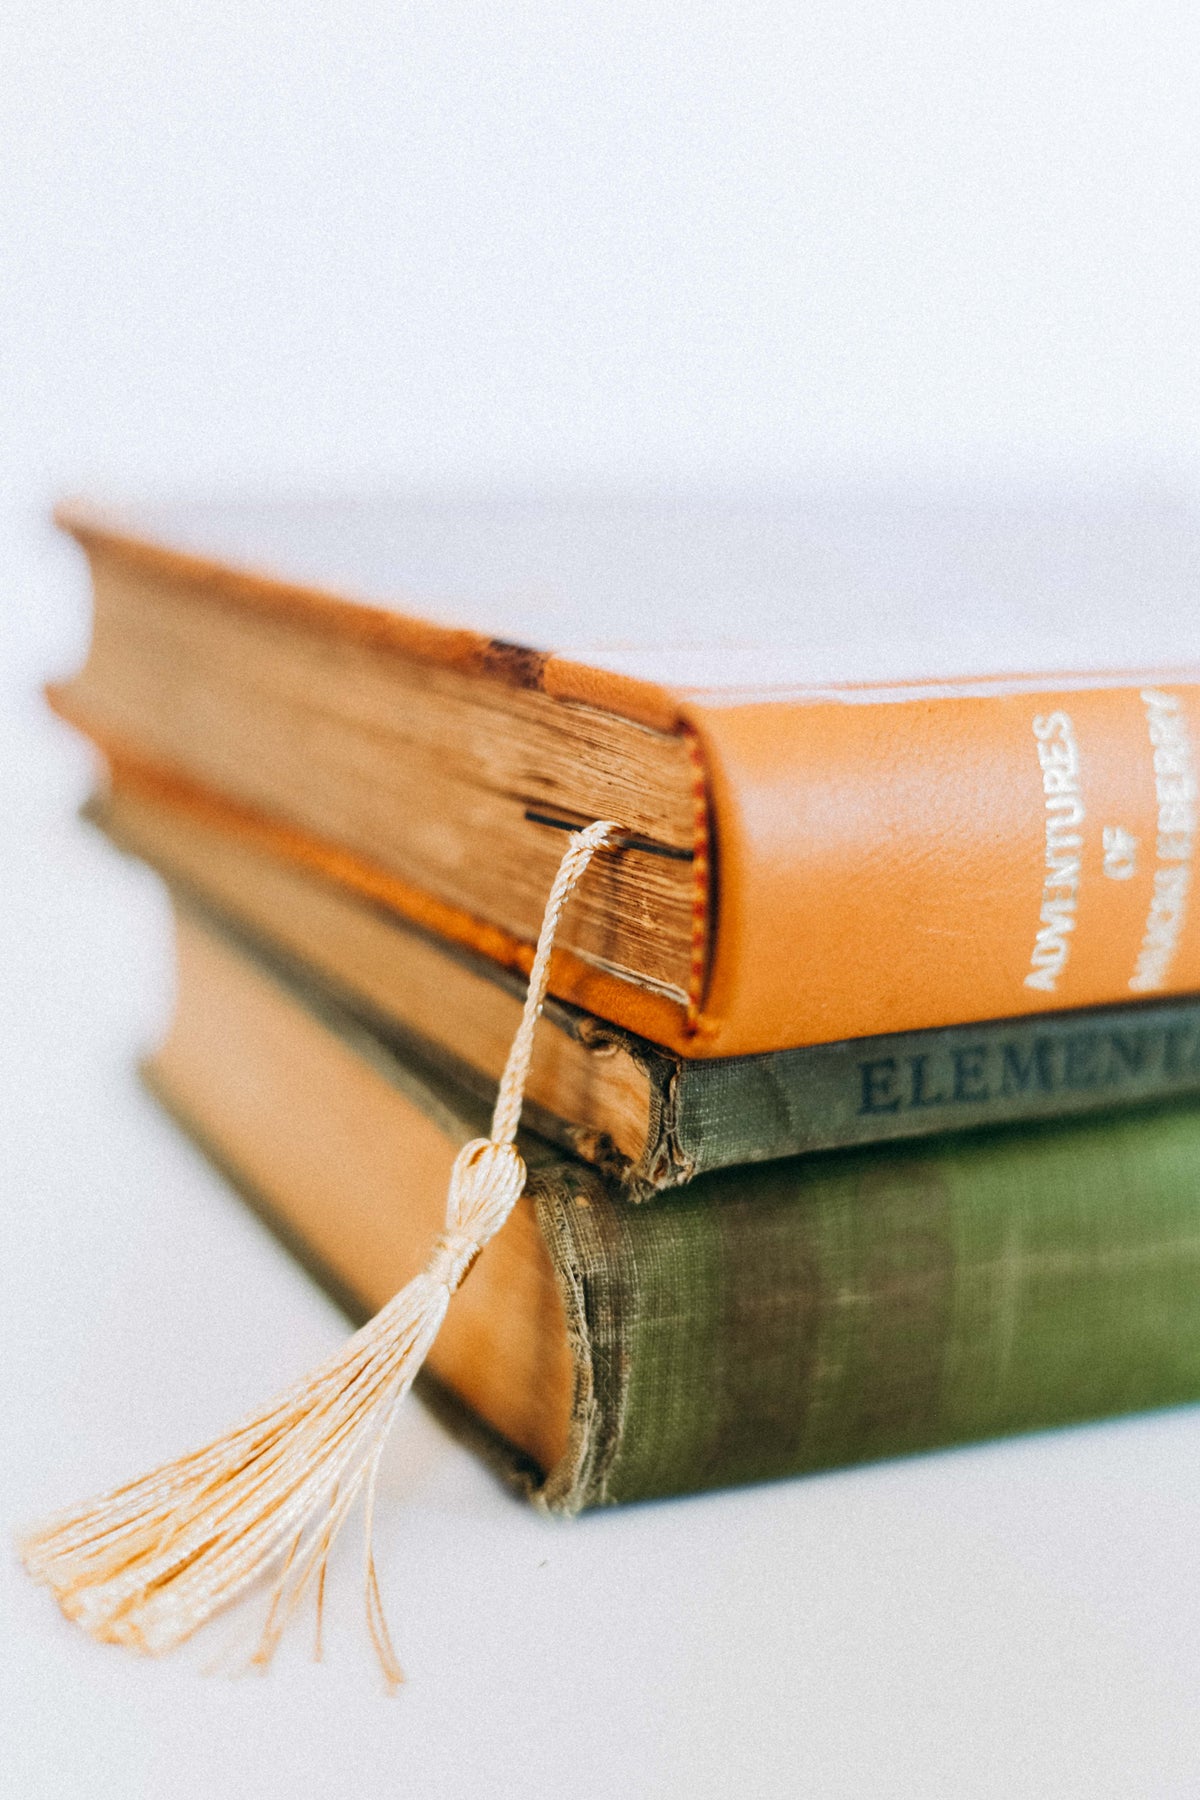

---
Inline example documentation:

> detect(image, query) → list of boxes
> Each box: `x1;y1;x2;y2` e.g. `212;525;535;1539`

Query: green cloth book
149;891;1200;1513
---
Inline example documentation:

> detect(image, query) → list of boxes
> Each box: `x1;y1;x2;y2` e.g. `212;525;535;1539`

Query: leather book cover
54;494;1200;1057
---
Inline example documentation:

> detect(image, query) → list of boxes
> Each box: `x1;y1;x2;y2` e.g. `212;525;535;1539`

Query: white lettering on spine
1025;711;1084;992
1102;825;1138;880
1130;690;1196;992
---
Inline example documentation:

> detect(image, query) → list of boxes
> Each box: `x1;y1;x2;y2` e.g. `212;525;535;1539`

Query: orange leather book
51;494;1200;1057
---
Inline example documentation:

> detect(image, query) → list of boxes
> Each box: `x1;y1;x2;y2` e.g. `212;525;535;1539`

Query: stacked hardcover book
52;494;1200;1511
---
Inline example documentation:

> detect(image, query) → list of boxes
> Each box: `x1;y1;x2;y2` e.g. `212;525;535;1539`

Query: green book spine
537;1104;1200;1510
156;895;1200;1515
662;1002;1200;1187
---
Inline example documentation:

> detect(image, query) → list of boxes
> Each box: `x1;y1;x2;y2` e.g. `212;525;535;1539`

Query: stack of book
52;494;1200;1512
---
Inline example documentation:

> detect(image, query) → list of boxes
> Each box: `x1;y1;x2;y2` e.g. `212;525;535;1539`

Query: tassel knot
444;1136;527;1237
20;818;622;1685
427;1138;527;1286
425;1231;481;1292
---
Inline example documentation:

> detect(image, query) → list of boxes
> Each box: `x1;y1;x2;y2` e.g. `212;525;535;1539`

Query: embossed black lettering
908;1054;950;1108
951;1045;990;1103
1106;1031;1152;1080
858;1058;901;1115
999;1038;1056;1097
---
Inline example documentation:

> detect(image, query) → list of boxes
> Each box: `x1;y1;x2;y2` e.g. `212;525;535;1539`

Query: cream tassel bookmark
19;819;621;1688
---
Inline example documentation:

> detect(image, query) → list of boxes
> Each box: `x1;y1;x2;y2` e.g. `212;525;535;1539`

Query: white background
3;4;1200;1795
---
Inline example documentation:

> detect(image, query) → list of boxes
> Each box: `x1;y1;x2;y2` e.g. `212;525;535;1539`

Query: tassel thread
19;819;622;1687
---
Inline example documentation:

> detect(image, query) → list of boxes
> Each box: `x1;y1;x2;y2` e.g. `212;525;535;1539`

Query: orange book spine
687;678;1200;1054
56;675;1200;1059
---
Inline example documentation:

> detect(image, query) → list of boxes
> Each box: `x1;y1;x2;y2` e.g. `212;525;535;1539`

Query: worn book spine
199;908;1200;1195
153;899;1200;1512
661;999;1200;1186
539;1098;1200;1509
64;676;1200;1058
88;785;1200;1194
688;681;1200;1055
52;504;1200;1055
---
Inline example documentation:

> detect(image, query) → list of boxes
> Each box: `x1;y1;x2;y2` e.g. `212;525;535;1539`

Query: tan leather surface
684;681;1200;1052
56;506;1200;1058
